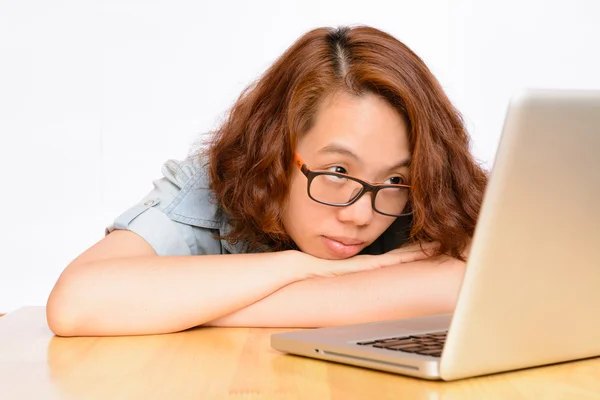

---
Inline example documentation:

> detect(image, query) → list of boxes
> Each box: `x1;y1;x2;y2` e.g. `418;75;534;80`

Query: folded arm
46;230;428;336
206;255;466;328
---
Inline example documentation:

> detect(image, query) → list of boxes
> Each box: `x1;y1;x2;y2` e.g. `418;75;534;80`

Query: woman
47;26;487;336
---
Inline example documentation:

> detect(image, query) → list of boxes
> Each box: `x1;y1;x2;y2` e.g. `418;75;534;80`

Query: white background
1;0;599;313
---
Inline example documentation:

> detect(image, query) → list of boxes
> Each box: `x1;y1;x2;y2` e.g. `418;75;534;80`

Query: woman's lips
321;236;365;258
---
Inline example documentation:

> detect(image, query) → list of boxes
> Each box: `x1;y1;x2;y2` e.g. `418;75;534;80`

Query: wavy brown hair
206;25;488;259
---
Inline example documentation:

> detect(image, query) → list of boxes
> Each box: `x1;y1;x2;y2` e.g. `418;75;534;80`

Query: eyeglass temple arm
293;153;309;175
294;152;410;188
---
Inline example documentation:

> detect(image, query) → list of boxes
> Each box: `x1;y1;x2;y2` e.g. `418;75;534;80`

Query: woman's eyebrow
317;143;411;171
317;144;359;161
389;156;411;170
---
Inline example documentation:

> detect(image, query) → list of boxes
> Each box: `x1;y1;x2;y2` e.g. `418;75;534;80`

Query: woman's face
282;91;411;259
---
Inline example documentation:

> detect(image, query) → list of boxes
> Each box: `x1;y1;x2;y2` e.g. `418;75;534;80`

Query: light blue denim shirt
106;157;412;256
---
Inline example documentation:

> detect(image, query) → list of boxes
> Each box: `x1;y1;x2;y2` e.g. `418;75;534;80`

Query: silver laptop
271;89;600;381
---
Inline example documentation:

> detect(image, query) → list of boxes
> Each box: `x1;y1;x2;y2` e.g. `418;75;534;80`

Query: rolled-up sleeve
105;159;212;256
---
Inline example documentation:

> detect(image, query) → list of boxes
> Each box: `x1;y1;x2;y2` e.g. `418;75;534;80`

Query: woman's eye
385;176;405;185
327;166;347;174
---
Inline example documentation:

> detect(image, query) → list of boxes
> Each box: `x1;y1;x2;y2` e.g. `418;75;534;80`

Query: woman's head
207;25;487;259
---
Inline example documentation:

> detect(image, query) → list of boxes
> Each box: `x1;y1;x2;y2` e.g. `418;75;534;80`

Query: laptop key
373;343;418;348
377;339;414;346
385;344;423;351
397;348;423;353
356;341;378;345
416;349;443;356
378;346;405;351
380;337;414;343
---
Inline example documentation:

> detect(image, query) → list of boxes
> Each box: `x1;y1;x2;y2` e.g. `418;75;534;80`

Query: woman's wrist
279;249;325;281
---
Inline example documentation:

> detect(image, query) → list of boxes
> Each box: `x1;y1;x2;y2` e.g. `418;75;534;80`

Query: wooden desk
1;307;599;399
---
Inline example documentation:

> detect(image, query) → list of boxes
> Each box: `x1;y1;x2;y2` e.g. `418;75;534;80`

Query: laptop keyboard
356;331;447;358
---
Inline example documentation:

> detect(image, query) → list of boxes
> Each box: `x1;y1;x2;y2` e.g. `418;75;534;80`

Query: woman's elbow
46;285;77;336
46;270;89;337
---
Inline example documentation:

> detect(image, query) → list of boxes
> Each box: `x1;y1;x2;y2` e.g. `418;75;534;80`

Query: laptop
271;89;600;381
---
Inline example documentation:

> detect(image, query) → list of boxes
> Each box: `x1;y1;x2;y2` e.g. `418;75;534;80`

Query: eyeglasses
293;153;412;217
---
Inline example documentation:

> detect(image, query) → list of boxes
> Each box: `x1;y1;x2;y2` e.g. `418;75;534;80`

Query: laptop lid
440;89;600;380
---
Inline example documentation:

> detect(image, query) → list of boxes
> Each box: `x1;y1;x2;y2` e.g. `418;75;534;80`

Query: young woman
46;26;487;336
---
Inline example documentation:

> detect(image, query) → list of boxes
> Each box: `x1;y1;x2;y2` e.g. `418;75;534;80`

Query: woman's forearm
206;256;465;328
47;251;309;336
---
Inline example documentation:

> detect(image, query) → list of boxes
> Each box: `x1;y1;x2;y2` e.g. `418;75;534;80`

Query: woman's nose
336;192;375;226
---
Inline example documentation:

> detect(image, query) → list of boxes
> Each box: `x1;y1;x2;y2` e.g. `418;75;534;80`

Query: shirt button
143;199;155;206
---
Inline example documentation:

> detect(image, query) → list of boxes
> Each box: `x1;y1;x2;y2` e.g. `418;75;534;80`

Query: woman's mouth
321;236;365;258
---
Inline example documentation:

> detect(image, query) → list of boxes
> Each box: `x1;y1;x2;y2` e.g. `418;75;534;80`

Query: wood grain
1;307;600;399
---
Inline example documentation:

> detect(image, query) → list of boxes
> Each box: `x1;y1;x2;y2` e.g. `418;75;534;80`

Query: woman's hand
303;242;438;279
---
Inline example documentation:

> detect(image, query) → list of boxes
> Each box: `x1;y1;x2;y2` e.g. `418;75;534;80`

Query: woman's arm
205;255;466;328
46;230;426;337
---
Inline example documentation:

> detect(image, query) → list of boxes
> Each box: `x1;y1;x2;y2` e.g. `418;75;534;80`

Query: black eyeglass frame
293;153;412;217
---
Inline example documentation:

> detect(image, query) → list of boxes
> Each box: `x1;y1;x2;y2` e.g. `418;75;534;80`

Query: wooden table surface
1;307;599;399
